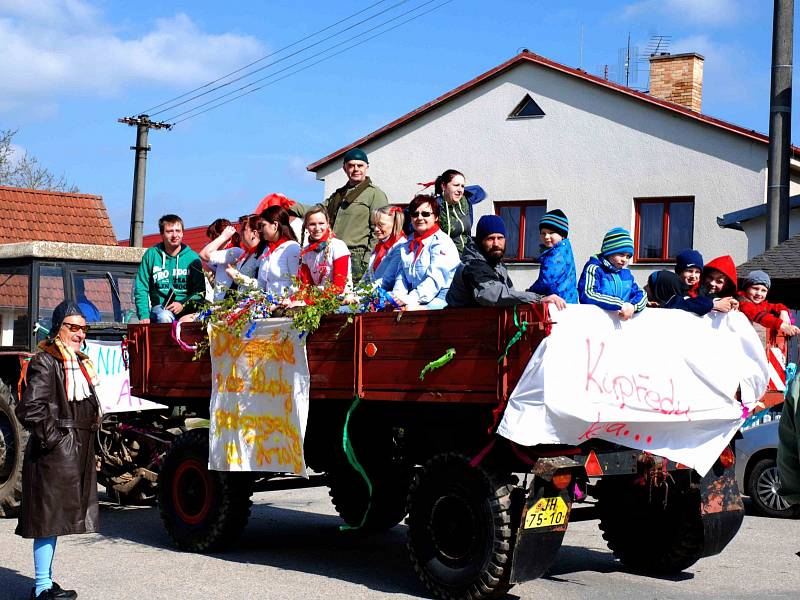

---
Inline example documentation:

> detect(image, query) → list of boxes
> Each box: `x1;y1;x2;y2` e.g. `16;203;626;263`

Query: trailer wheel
596;476;704;574
406;453;520;600
158;429;252;552
328;461;412;532
326;422;412;532
0;382;27;519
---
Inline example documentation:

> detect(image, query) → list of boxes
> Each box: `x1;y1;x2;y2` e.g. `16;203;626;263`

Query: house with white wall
307;50;800;287
718;196;800;260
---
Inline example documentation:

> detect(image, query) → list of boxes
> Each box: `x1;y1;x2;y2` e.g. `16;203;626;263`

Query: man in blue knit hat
446;215;566;308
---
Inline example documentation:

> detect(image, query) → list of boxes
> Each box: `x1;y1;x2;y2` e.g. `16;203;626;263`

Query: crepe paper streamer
419;348;456;381
171;321;198;352
339;395;373;531
33;322;50;337
498;306;528;364
787;363;798;399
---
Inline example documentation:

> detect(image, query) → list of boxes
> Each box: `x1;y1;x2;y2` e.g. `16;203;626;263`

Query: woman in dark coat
15;302;101;600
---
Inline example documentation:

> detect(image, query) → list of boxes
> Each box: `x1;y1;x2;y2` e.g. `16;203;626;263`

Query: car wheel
746;458;800;519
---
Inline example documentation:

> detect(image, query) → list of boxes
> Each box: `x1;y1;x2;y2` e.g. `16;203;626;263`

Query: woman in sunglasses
391;194;460;310
15;302;101;600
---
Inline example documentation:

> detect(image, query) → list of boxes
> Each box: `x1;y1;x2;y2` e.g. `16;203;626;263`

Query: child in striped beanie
578;227;646;320
528;209;578;303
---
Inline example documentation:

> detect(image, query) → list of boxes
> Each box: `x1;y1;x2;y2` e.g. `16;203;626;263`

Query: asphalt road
1;486;799;600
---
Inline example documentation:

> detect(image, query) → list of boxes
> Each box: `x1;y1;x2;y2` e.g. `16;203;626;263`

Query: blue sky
0;0;794;239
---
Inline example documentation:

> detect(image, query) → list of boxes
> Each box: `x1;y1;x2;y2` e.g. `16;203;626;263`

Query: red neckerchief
372;234;403;271
301;229;331;256
267;237;291;255
408;225;440;261
236;244;258;267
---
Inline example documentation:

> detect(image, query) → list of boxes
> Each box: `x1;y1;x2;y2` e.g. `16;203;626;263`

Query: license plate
524;496;569;529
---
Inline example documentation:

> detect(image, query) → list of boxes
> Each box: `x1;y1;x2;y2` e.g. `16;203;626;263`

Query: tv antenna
645;35;672;57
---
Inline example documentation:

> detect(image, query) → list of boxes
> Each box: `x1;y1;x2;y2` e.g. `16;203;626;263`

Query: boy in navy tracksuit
527;209;578;303
578;227;646;320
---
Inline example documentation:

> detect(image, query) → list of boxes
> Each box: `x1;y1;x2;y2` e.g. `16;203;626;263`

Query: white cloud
0;0;265;115
623;0;740;26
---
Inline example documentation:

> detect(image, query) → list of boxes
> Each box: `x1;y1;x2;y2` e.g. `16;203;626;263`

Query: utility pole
766;0;793;250
117;115;171;247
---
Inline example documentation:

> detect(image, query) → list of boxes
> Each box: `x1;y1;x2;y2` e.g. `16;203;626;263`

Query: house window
495;201;547;261
508;94;545;119
634;197;695;261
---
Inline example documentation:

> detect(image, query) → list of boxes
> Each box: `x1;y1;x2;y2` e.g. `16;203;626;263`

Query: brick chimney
648;52;704;112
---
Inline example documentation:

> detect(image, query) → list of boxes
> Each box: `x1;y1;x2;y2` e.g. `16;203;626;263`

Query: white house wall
741;211;800;259
315;62;766;287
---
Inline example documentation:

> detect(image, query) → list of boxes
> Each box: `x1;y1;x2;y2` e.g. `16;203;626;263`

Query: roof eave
307;50;800;173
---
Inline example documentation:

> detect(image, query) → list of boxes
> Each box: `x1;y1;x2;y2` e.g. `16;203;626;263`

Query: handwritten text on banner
497;306;768;475
208;319;310;476
83;339;166;414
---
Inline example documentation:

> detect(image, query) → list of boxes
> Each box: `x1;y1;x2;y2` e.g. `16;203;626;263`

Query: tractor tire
327;460;412;532
326;417;412;532
406;453;521;600
596;476;705;574
158;429;252;552
746;458;800;519
0;381;27;519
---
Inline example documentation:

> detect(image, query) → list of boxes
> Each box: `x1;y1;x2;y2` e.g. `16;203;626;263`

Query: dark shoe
30;583;77;600
51;582;77;599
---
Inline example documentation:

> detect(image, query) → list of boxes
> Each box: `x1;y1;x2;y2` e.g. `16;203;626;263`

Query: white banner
208;318;310;476
497;305;768;475
83;339;167;414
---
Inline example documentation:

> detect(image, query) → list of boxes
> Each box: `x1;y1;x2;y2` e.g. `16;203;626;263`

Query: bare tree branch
0;128;79;192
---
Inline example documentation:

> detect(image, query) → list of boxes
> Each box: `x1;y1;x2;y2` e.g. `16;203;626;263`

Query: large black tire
596;476;704;574
328;460;412;532
746;458;800;519
158;429;252;552
406;453;521;600
0;381;27;519
327;420;412;532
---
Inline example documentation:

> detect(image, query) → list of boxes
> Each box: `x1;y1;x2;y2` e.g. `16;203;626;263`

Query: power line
164;0;452;125
144;0;410;116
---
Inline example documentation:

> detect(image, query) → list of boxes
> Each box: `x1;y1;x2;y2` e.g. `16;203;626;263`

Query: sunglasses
411;211;433;218
62;323;90;333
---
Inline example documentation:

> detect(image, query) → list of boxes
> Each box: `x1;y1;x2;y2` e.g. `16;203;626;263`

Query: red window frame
494;200;547;262
633;197;695;263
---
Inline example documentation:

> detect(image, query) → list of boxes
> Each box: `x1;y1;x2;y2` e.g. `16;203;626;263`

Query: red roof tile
119;223;226;253
0;186;118;246
308;50;800;171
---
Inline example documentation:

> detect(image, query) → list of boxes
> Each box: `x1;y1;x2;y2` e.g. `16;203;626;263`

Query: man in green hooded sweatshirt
134;214;205;323
294;148;388;280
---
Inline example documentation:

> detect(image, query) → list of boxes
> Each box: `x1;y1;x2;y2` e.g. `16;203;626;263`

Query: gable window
634;197;695;262
508;94;545;119
495;201;547;261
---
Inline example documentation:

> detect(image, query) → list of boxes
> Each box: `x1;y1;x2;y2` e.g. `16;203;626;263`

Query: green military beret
342;147;368;164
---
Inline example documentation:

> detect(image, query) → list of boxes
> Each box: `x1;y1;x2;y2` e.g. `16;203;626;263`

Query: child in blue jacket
578;227;647;320
528;209;578;303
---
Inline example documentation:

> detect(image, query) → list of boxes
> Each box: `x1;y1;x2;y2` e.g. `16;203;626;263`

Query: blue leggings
33;536;57;595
